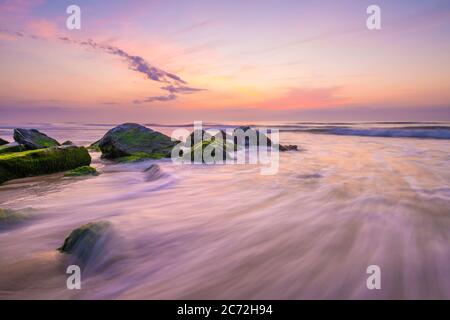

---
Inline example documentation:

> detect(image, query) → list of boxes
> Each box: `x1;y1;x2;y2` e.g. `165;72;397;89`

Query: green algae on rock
13;128;60;150
97;123;178;160
64;166;99;177
0;142;26;155
0;145;91;184
58;221;112;263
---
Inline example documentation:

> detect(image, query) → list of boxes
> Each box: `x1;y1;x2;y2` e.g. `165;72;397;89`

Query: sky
0;0;449;123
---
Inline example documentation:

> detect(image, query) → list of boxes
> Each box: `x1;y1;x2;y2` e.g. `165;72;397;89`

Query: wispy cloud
133;94;177;104
171;19;213;36
0;28;204;104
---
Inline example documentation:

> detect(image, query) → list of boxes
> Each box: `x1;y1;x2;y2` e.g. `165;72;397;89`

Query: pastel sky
1;0;449;123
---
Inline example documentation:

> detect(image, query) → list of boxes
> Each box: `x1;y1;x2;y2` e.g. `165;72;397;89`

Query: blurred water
0;123;449;299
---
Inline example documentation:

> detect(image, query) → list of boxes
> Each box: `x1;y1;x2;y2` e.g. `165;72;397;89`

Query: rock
13;128;60;150
62;140;75;146
58;221;112;264
0;145;91;184
0;138;8;146
184;139;232;163
233;126;273;147
278;144;298;151
0;208;26;229
143;164;164;181
234;126;298;152
64;166;99;177
97;123;178;160
0;142;26;155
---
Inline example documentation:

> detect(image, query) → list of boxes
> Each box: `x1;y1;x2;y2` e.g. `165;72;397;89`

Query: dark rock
143;164;164;181
62;140;75;146
233;126;273;147
13;128;60;150
233;126;298;152
0;145;91;184
97;123;178;160
0;138;8;146
58;221;112;264
279;144;298;151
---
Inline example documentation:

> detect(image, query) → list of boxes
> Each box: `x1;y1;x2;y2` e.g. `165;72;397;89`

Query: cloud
1;29;204;104
171;19;213;35
160;85;205;94
62;38;205;104
133;94;177;104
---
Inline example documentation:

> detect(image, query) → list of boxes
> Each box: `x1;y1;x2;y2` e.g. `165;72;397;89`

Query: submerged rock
97;123;178;161
64;166;99;177
143;163;164;181
279;144;298;151
58;221;112;264
0;142;26;155
0;208;26;229
13;128;60;150
0;145;91;184
0;138;8;146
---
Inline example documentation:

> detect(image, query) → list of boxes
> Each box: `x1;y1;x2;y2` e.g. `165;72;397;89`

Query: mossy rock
0;208;26;229
97;123;178;160
0;138;8;146
13;128;60;150
58;221;112;263
64;166;99;177
0;146;91;184
184;139;233;163
0;142;26;155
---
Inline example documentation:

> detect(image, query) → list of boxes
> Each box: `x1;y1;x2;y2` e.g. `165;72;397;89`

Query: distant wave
294;127;450;139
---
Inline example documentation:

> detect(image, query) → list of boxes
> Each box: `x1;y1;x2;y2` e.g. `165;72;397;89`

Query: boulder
0;208;26;229
143;164;164;181
279;144;298;151
233;126;273;147
0;142;26;155
184;139;232;163
98;123;178;160
0;138;8;146
58;221;111;264
13;128;60;150
64;166;99;177
61;140;75;146
0;145;91;184
233;126;298;152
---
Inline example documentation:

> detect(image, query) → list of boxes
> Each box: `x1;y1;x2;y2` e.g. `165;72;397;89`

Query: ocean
0;122;449;299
